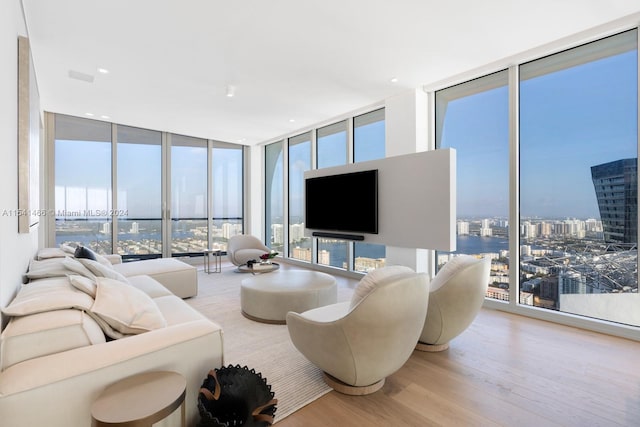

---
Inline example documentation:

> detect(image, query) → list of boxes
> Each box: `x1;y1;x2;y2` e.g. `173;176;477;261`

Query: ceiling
21;0;640;146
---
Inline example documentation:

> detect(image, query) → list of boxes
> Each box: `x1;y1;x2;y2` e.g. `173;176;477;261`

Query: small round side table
91;371;186;427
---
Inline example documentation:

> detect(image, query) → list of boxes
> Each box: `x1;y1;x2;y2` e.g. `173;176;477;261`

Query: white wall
384;88;431;272
247;144;264;238
0;0;40;325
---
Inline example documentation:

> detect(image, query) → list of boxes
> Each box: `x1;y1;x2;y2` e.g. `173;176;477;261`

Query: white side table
91;371;186;427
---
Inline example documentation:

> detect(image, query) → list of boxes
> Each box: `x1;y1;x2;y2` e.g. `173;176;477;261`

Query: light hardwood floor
200;261;640;426
270;265;640;426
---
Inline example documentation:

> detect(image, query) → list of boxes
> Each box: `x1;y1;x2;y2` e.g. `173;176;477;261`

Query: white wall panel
305;149;456;251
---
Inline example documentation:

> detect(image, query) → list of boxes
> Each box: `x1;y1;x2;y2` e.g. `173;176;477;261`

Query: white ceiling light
390;77;398;83
97;68;109;74
226;85;236;97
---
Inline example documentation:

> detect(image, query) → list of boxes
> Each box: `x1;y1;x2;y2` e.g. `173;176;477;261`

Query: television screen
305;169;378;235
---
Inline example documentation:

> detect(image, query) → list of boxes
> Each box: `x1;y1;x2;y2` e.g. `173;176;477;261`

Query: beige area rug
186;264;355;422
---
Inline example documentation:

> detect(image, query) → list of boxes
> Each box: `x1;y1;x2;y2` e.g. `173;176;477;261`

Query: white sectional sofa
0;248;222;427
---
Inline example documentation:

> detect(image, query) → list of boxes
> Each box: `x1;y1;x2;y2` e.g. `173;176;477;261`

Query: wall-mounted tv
305;169;378;236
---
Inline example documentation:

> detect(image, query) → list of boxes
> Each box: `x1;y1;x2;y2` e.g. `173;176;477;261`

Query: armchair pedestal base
415;342;449;352
323;373;384;396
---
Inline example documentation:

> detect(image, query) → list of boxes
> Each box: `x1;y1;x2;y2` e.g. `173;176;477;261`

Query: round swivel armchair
286;266;429;395
416;255;490;352
227;235;272;267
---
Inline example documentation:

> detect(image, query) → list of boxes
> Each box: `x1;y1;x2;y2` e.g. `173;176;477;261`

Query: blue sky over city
56;141;243;219
440;47;637;220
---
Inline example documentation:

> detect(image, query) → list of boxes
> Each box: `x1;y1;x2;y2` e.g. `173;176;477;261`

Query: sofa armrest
0;319;223;427
104;254;122;264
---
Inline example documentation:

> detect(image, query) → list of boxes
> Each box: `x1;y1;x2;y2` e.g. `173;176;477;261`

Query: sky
440;47;638;220
55;142;243;219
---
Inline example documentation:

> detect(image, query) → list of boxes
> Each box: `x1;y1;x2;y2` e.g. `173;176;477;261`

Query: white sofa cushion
35;247;67;260
1;277;94;317
68;274;97;298
112;258;197;298
77;258;129;284
0;309;106;370
61;257;97;280
349;265;415;309
24;258;69;280
126;275;173;299
90;277;167;336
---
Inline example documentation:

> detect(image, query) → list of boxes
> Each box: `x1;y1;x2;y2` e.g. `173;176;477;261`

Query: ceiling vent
68;70;94;83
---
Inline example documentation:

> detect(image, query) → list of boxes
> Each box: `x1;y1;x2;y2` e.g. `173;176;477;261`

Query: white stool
241;270;337;324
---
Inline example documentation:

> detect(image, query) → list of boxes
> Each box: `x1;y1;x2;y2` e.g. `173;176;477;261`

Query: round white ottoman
241;270;337;324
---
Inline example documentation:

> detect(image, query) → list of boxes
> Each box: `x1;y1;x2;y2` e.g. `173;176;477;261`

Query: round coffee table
237;262;280;274
241;270;337;324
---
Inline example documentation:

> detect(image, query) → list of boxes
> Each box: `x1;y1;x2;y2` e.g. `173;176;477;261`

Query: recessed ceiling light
97;68;109;74
226;85;236;97
100;115;110;119
289;119;296;123
237;138;246;143
390;77;399;83
85;113;94;117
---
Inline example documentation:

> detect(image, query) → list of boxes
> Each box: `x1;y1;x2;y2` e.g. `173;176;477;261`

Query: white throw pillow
77;258;129;284
60;243;77;254
62;257;97;280
2;277;94;316
36;247;67;260
68;274;97;298
349;265;415;310
25;258;69;280
90;277;166;336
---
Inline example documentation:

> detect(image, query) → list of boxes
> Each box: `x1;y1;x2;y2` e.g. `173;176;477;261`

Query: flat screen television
305;169;378;236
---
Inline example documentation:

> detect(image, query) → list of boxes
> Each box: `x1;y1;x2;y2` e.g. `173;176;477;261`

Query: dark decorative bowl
197;365;277;427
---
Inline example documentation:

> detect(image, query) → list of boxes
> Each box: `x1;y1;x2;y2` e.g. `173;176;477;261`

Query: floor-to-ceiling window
288;132;312;261
431;28;638;331
54;114;113;254
353;109;386;272
316;121;348;269
265;108;386;274
265;140;284;253
170;134;208;256
519;29;638;326
50;114;244;258
211;144;244;251
116;125;162;258
436;71;510;301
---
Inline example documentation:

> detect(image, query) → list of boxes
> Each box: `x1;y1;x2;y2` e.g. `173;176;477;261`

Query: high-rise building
559;270;586;294
101;222;111;234
591;158;638;244
271;224;284;245
290;223;305;242
457;221;469;235
480;219;492;237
